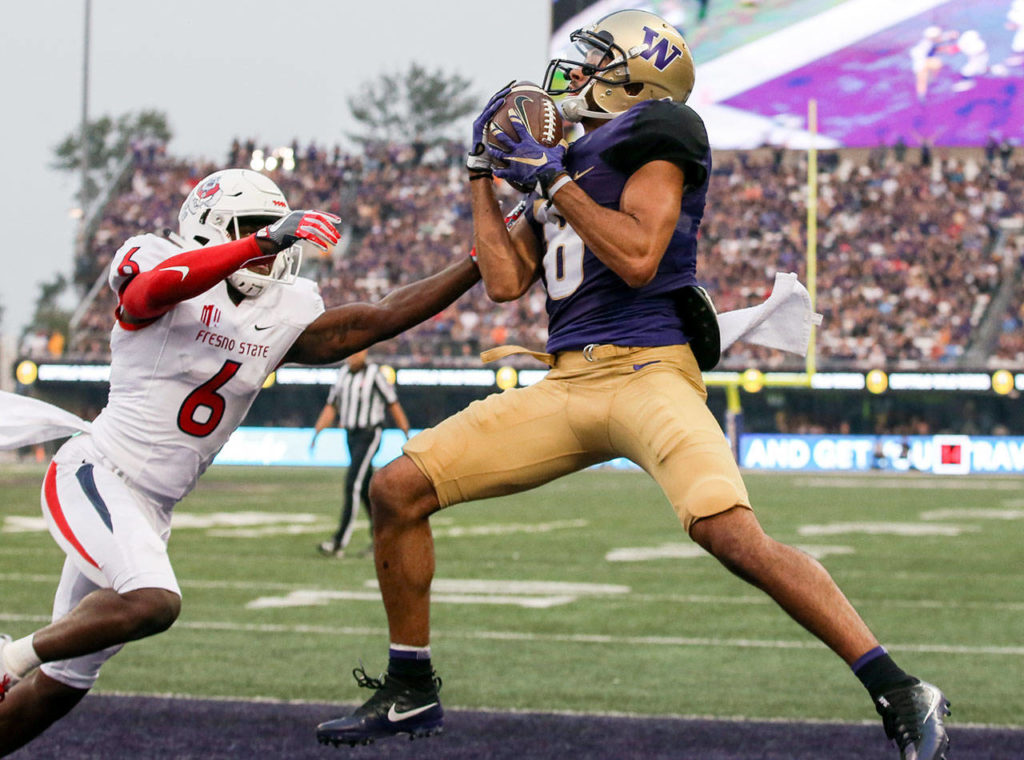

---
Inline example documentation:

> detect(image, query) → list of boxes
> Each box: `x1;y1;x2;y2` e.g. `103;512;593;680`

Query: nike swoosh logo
633;360;662;371
387;702;438;722
513;95;535;133
163;265;190;280
508;155;549;167
573;166;594;181
254;324;273;331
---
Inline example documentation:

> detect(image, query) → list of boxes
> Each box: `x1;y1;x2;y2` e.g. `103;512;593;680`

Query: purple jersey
525;99;711;353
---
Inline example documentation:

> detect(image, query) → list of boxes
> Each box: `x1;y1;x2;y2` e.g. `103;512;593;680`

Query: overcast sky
0;0;551;339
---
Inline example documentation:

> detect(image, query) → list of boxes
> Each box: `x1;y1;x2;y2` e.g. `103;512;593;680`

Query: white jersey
88;233;325;501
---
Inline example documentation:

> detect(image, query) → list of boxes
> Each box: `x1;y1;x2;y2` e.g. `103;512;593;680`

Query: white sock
3;635;42;680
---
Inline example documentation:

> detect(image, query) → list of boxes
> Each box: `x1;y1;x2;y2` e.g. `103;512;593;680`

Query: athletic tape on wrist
546;174;572;199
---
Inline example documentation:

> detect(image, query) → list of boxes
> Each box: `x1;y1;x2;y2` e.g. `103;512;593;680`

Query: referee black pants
333;426;382;549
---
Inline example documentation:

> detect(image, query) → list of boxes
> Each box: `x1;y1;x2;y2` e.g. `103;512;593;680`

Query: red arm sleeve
119;236;268;322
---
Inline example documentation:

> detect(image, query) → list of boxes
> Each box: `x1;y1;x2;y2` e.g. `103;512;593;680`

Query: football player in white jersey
0;168;480;755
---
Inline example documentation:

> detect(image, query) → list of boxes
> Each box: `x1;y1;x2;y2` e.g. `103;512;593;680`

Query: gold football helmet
543;9;695;122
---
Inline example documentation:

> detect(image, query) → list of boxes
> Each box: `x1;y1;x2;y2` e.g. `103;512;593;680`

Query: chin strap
560;82;617;123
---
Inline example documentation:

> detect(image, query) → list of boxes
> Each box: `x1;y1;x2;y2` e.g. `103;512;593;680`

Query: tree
52;109;172;205
347;64;478;147
29;275;73;342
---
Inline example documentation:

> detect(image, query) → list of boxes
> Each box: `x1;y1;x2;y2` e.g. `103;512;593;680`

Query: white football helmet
543;9;695;123
177;168;301;298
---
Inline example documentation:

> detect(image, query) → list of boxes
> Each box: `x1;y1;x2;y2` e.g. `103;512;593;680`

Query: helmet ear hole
624;82;644;96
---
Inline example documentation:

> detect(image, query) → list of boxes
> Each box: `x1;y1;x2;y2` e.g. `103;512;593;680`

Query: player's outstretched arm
119;236;270;322
284;256;481;365
119;211;341;323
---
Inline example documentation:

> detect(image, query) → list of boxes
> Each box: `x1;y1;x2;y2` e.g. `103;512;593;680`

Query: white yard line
180;623;1024;657
628;593;1024;613
4;573;1023;611
791;476;1024;490
4;612;1018;657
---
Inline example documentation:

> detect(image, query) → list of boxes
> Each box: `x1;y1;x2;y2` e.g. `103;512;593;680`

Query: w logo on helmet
639;26;684;71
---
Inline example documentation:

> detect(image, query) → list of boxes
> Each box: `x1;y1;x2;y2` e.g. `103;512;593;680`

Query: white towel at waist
0;390;92;449
718;272;824;356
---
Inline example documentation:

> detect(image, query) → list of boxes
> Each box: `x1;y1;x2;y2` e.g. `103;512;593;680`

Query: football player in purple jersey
317;10;949;759
0;169;480;756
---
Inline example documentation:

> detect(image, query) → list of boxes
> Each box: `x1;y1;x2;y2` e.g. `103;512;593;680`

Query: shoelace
351;665;443;694
352;665;385;691
0;674;11;703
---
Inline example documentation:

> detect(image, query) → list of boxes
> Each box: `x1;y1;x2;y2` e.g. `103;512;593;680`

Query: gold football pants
404;344;750;532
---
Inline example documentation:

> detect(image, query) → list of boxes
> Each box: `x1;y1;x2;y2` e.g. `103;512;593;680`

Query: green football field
1;463;1021;728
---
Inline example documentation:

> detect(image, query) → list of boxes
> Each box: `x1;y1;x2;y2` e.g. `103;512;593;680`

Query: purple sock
852;647;915;699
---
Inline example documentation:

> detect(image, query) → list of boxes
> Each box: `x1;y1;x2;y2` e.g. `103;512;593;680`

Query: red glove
256;210;342;252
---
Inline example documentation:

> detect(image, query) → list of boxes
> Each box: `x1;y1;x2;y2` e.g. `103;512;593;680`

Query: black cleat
875;680;951;760
316;666;443;747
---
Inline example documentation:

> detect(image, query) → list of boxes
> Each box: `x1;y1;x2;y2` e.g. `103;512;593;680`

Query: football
486;81;563;155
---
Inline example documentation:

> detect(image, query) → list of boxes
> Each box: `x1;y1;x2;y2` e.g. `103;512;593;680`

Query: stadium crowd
990;236;1024;367
52;135;1024;372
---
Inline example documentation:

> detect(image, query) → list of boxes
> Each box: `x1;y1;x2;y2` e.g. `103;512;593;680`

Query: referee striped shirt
326;363;398;431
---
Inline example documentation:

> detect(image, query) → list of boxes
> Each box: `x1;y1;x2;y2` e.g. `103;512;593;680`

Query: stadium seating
60;138;1023;371
990;236;1024;367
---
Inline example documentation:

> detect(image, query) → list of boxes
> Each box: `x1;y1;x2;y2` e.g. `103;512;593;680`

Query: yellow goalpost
708;99;820;452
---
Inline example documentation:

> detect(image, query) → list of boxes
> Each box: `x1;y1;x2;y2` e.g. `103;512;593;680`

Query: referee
310;349;410;558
